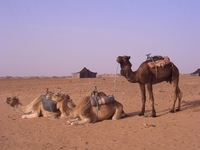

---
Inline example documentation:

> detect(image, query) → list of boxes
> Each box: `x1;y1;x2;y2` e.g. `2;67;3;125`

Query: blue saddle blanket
41;95;58;112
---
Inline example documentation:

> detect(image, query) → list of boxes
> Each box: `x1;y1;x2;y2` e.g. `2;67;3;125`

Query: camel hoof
150;115;157;118
169;110;175;113
122;113;126;118
22;115;27;119
176;108;180;112
138;113;144;116
70;122;78;125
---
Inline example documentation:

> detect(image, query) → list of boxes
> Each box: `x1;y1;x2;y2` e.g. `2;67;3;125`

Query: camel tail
170;62;180;87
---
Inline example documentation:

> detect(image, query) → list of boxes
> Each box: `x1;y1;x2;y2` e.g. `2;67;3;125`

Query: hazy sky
1;1;200;76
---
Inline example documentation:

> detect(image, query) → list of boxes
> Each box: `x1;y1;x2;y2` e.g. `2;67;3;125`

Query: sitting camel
51;91;126;125
5;91;76;119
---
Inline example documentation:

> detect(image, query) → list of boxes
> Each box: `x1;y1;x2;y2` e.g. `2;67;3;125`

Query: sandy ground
1;75;200;150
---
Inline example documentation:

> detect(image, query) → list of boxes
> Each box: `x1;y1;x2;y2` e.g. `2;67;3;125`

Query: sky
0;0;200;77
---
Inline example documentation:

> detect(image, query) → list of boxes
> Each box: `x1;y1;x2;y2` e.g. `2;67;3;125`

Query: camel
5;92;76;119
116;55;182;117
51;91;126;125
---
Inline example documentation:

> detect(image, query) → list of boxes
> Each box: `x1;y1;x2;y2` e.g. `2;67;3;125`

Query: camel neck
127;71;138;83
121;67;138;83
14;104;26;113
65;107;78;118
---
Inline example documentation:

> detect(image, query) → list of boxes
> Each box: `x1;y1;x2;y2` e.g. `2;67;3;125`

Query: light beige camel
5;92;76;119
51;92;126;125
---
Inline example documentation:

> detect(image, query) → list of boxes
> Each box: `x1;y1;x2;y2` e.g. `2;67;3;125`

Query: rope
4;101;24;115
94;95;99;121
113;63;119;96
148;55;158;78
79;98;91;112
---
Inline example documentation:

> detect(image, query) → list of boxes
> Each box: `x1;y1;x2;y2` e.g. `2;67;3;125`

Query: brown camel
116;55;182;117
5;92;76;119
51;91;126;125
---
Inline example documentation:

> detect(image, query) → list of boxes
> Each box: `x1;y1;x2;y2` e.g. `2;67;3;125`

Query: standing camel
116;55;182;117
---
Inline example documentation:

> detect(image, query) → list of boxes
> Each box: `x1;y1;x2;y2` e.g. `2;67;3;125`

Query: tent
72;67;97;78
190;68;200;76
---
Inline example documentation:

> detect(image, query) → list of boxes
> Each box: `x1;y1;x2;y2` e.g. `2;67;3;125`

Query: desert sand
1;75;200;150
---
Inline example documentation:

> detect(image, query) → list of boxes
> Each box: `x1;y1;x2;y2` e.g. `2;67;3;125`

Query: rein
4;101;24;115
93;95;99;121
113;63;119;96
78;95;93;116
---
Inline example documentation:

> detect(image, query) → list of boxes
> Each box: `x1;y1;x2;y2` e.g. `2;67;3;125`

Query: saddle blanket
90;95;115;107
41;95;58;112
148;56;170;68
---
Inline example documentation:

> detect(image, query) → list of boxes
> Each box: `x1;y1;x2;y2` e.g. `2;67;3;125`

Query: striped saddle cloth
90;95;115;107
148;56;170;68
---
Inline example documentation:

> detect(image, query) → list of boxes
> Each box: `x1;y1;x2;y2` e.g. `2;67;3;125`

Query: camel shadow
124;110;152;118
125;111;141;117
125;99;200;118
181;99;200;111
156;99;200;117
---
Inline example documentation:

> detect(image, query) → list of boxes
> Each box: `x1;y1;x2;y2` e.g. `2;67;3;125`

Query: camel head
116;56;132;68
46;91;54;99
51;92;76;108
5;96;22;107
116;56;132;76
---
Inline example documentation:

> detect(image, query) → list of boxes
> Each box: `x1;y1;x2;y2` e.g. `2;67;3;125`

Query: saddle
41;95;58;112
148;56;170;69
90;95;115;107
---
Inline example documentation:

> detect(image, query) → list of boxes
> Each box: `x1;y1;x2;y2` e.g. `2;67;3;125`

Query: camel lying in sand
51;91;126;125
5;92;76;119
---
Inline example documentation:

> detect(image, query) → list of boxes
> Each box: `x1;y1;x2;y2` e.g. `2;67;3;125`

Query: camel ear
128;56;131;59
65;94;70;99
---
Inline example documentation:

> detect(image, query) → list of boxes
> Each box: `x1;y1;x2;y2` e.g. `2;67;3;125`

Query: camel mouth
116;56;121;63
5;97;14;105
5;97;11;103
4;99;10;106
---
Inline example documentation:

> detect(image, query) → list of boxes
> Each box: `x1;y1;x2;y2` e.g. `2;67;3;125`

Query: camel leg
22;112;40;119
76;118;91;125
170;84;179;113
112;104;125;120
57;100;67;118
67;118;79;124
176;86;183;111
68;118;91;125
170;86;182;113
138;83;146;116
147;83;156;117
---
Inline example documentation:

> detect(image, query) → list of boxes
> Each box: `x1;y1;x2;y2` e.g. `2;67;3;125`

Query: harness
146;54;171;78
89;89;115;121
146;53;158;78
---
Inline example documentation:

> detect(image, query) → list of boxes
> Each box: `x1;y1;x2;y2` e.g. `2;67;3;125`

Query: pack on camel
116;55;182;117
51;90;126;125
5;90;76;119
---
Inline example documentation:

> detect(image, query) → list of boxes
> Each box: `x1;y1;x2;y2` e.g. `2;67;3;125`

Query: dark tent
190;68;200;76
72;67;97;78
